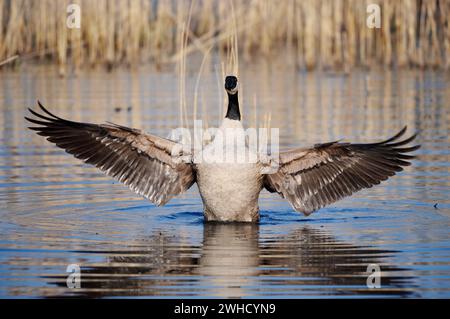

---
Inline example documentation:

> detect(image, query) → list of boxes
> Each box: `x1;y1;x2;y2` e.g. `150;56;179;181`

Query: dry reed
0;0;449;72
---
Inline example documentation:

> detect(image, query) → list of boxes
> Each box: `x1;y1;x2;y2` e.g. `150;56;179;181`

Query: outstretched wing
25;101;195;206
264;127;419;215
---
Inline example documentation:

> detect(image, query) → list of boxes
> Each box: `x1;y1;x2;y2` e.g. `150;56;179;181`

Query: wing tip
382;125;408;144
388;133;420;148
36;100;62;120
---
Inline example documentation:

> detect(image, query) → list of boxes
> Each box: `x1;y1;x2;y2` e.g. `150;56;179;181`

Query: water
0;63;449;298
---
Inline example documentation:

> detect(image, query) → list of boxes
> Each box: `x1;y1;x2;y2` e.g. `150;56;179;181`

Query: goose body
25;76;420;223
195;119;263;222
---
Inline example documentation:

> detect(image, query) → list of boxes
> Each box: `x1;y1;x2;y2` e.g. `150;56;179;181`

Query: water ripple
0;68;449;298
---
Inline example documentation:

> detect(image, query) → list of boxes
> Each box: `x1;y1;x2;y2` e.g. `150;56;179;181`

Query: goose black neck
225;92;241;121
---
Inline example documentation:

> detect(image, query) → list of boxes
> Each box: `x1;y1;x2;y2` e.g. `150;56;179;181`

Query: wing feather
26;101;195;206
264;126;419;215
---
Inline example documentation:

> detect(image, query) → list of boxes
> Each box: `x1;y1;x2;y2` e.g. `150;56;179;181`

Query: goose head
225;75;238;95
224;75;240;121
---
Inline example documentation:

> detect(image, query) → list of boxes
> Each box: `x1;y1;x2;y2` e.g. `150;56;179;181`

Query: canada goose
25;75;419;223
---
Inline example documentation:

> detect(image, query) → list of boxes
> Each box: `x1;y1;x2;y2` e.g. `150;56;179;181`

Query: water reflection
46;223;414;298
0;65;449;298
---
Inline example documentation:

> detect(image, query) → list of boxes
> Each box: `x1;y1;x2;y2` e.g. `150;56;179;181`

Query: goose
25;75;420;222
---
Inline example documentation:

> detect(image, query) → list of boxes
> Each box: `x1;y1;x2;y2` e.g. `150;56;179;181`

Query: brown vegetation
0;0;449;72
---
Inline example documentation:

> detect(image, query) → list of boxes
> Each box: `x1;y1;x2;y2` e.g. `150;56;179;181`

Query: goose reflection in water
47;223;415;298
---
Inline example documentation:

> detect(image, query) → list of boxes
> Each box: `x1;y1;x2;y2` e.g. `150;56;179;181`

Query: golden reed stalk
0;0;449;72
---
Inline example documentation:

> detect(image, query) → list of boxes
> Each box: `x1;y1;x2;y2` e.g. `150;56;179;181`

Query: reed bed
0;0;449;72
